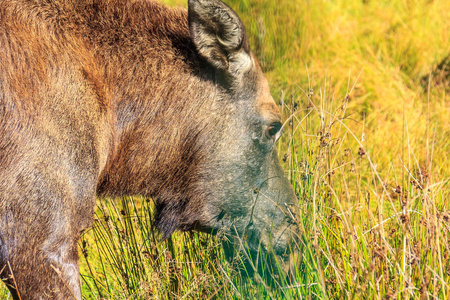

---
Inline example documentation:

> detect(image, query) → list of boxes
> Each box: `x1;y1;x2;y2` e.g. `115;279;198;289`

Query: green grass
1;0;448;298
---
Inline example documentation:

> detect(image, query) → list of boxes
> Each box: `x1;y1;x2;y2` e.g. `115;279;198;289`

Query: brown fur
0;0;297;298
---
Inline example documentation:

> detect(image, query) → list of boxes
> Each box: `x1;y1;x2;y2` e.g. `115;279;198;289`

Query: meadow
1;0;448;298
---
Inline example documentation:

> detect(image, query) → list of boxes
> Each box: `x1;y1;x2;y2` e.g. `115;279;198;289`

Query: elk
0;0;298;298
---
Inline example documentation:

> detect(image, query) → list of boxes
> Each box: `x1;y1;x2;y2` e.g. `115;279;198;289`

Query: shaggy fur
0;0;297;298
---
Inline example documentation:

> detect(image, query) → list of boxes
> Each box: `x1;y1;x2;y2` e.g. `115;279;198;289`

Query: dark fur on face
0;0;298;298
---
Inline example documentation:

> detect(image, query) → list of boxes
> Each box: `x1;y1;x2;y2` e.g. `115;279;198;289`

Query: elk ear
188;0;253;77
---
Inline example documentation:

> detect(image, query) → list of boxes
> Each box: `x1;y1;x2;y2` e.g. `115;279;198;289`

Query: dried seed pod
358;147;366;158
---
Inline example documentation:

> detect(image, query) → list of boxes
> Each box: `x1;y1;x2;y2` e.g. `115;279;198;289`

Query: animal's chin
191;219;299;284
221;237;297;284
190;215;298;279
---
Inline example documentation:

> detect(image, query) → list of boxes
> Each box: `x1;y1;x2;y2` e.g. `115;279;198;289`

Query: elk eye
266;122;282;139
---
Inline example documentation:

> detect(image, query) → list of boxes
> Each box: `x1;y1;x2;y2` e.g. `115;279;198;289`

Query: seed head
358;147;366;158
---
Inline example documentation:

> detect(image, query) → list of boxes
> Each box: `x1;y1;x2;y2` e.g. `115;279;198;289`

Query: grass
1;0;449;298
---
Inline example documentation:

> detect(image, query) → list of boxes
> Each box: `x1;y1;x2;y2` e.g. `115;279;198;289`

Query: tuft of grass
79;197;233;299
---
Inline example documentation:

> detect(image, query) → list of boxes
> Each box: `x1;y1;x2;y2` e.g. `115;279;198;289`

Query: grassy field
2;0;449;298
